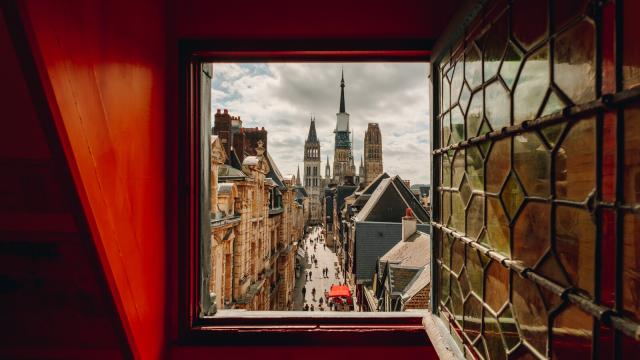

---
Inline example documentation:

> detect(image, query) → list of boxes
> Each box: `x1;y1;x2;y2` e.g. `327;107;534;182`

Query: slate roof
265;151;285;190
229;147;243;169
389;266;420;294
361;172;390;196
354;222;430;283
218;165;247;180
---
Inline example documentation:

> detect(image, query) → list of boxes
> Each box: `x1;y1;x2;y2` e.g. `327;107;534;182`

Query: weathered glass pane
460;83;472;114
485;80;510;129
623;0;640;89
451;105;465;143
501;43;521;89
441;266;451;304
442;111;451;147
500;172;524;220
554;20;596;105
466;194;484;240
466;45;483;89
460;268;471;297
514;45;549;123
442;72;451;111
624;104;640;204
485;260;508;313
451;61;464;105
474;337;489;360
556;205;596;296
498;306;519;350
484;14;508;80
514;202;550;268
487;196;510;256
541;123;565;148
514;132;550;197
451;279;464;325
460;176;472;206
466;145;484;191
540;90;566;117
623;212;640;322
452;149;465;189
467;248;485;297
442;190;452;225
464;295;483;342
442;151;452;188
556;117;596;201
443;233;452;268
452;238;465;275
512;0;548;50
512;274;548;356
467;90;483;138
486;138;510;194
552;304;593;359
537;255;571;310
452;191;465;233
484;310;507;360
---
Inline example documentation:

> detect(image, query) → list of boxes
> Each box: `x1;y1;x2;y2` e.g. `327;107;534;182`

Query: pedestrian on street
302;286;306;297
310;304;315;311
319;297;324;306
309;270;312;279
304;304;309;311
312;287;316;299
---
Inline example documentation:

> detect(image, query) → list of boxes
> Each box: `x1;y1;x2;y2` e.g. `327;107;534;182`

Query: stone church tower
333;70;352;184
364;123;383;185
304;117;322;224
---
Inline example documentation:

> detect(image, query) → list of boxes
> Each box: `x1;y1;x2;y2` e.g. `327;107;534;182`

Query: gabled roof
229;147;243;169
336;185;357;211
354;175;429;223
361;172;390;195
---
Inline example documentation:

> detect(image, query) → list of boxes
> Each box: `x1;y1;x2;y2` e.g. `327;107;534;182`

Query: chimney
402;208;417;242
223;109;228;114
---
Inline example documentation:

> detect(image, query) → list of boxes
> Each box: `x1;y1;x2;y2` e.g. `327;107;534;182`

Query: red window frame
178;39;435;345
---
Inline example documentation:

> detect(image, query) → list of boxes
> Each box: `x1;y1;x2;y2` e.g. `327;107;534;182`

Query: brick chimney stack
402;208;417;242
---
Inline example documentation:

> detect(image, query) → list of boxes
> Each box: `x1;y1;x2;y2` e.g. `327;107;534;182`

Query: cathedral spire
306;116;318;143
296;164;301;186
339;68;346;113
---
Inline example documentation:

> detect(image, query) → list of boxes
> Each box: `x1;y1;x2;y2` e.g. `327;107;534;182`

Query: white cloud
211;62;431;185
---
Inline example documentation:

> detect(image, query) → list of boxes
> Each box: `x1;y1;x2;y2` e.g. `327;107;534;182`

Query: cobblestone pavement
293;225;345;311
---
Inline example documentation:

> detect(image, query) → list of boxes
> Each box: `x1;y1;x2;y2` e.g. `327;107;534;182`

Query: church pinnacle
339;68;346;113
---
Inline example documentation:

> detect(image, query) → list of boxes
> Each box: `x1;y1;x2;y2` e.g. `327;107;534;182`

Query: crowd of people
298;225;347;312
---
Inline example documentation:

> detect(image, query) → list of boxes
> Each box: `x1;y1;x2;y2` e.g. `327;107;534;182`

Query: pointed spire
306;116;318;143
296;164;301;186
339;68;346;113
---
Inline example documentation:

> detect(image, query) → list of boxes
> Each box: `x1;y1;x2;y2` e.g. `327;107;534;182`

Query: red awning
328;285;351;298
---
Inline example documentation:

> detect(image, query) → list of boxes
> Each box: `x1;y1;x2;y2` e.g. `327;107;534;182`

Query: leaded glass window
431;0;640;358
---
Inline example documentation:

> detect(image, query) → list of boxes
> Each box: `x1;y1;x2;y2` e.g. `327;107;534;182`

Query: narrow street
293;225;346;311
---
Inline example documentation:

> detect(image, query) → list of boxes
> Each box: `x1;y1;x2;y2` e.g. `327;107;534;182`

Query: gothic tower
364;123;383;185
304;117;321;224
333;69;352;184
325;156;331;179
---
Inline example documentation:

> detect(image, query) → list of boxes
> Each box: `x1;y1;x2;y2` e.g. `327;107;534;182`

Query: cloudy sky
211;62;431;185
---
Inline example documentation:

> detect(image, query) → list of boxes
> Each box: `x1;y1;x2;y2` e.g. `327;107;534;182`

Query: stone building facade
363;123;383;186
208;112;305;312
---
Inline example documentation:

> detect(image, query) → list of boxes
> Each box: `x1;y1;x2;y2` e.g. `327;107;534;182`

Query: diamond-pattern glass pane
500;172;525;220
487;196;510;256
486;138;510;194
556;205;596;296
466;194;484;240
451;105;465;143
485;260;508;313
512;274;548;356
451;61;464;105
501;43;521;89
467;90;483;138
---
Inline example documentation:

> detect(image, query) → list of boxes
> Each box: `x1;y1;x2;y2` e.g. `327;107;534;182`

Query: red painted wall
18;1;168;359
